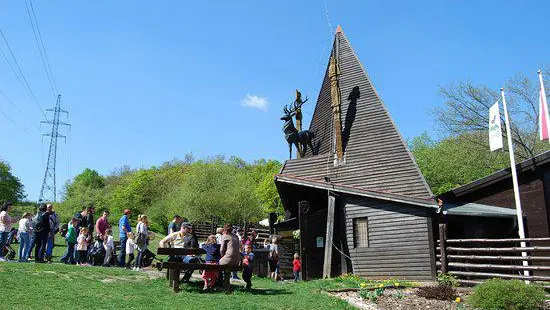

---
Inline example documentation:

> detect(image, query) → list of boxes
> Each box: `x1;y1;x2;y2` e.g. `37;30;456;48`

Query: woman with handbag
134;215;149;271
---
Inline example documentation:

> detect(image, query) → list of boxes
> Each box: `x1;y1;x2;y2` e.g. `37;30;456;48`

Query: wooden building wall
452;175;550;238
344;197;435;280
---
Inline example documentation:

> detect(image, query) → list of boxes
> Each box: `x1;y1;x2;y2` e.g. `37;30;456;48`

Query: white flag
489;101;503;151
539;70;550;141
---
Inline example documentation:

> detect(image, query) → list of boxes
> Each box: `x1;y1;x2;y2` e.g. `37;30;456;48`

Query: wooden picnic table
156;247;242;293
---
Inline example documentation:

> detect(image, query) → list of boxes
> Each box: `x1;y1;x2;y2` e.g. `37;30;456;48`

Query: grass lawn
0;262;354;310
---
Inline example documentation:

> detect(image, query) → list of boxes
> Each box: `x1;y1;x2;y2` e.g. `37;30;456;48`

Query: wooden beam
437;254;550;261
441;246;550;253
449;270;550;282
442;237;550;243
436;261;550;271
323;195;336;278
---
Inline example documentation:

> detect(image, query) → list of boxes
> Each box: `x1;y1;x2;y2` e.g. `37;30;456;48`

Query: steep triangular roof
276;28;435;206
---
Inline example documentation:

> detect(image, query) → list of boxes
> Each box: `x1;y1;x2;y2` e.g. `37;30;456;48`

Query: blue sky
0;1;548;200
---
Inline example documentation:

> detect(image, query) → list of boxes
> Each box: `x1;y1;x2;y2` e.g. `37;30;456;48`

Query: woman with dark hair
0;202;16;262
219;224;240;266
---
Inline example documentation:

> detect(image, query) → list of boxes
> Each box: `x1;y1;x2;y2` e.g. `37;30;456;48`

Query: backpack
33;213;45;233
60;223;69;238
136;232;147;247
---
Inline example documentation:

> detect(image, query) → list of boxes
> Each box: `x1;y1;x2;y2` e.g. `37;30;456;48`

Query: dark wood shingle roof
277;29;434;205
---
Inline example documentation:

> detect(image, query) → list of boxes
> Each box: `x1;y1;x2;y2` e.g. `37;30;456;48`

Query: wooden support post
439;223;448;275
298;201;307;281
171;268;181;292
323;195;336;278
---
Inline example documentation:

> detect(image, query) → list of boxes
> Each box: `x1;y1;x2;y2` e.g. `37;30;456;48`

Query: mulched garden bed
330;287;471;310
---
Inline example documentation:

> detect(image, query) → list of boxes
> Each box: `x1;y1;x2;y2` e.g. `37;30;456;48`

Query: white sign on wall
316;237;324;248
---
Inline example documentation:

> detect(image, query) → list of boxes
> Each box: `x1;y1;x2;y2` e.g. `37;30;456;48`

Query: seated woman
219;224;240;266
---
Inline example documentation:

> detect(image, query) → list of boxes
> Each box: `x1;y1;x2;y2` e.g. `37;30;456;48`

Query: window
353;217;369;248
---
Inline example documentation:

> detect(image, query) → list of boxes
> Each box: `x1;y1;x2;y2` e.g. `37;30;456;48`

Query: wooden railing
436;224;550;288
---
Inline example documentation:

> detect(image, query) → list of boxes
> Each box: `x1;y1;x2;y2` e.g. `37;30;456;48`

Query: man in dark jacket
34;204;50;263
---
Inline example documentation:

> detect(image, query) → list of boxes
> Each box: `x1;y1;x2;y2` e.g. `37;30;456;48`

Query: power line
0;107;36;140
0;87;38;129
0;28;47;119
24;0;57;98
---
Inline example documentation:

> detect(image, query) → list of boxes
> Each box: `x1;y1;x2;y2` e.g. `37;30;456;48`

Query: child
60;218;78;264
201;235;221;291
293;253;301;282
103;228;114;267
76;227;89;265
242;244;254;289
125;232;137;269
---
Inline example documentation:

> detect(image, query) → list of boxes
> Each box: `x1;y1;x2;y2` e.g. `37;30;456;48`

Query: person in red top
95;210;110;242
293;253;301;282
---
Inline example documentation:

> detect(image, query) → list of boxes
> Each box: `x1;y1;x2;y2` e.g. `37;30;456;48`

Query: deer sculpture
281;100;315;159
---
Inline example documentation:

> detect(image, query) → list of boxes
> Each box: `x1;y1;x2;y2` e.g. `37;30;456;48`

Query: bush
416;284;457;301
437;273;459;287
468;279;546;310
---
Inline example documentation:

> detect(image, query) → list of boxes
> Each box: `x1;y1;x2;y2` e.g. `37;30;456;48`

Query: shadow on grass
177;279;291;296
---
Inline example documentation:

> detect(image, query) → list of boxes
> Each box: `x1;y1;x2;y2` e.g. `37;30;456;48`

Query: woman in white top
17;212;33;262
134;215;149;271
0;202;17;261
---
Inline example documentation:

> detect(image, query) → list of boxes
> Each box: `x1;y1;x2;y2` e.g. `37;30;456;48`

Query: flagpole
501;87;529;281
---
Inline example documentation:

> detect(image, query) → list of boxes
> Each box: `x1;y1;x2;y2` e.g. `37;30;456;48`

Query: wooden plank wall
345;197;435;280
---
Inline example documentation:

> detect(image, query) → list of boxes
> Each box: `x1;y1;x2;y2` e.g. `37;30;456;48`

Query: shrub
437;273;460;287
416;284;457;301
468;279;546;310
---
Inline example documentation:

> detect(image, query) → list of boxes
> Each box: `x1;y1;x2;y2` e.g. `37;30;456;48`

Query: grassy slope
0;263;353;310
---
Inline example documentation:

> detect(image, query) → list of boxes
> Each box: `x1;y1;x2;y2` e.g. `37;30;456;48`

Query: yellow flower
394;282;400;287
379;284;384;288
455;297;461;303
360;283;367;288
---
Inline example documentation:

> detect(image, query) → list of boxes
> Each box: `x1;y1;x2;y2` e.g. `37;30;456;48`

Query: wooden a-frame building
274;27;516;281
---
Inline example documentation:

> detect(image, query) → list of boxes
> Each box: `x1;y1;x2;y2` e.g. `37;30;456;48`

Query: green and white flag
489;101;503;151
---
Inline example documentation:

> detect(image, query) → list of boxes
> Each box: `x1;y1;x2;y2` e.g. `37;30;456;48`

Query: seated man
158;222;199;282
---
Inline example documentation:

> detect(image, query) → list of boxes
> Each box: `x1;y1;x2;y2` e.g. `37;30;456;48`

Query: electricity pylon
39;94;70;202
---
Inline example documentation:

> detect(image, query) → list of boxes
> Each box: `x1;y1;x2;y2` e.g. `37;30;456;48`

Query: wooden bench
156;247;243;293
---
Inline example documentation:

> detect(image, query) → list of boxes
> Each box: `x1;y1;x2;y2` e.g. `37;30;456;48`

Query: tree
433;66;550;161
58;168;106;222
411;133;509;195
0;160;25;203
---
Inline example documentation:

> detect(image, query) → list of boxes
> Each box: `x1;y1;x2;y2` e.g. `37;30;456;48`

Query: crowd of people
0;202;303;289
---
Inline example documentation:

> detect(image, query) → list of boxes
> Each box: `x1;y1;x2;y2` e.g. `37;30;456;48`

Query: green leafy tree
58;168;106;222
411;132;509;195
433;66;550;161
0;160;25;203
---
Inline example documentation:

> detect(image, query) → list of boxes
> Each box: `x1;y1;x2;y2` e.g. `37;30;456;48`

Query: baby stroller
1;243;16;260
88;241;105;266
130;248;158;268
89;240;118;266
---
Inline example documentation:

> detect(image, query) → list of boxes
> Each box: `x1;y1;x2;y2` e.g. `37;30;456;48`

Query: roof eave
276;174;437;209
450;150;550;197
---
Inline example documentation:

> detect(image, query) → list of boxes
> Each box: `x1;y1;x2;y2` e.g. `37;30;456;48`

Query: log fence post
439;223;448;275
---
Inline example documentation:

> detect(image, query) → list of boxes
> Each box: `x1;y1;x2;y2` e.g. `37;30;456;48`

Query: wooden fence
436;224;550;289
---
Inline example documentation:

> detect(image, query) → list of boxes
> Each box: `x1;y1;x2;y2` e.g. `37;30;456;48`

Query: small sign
316;237;324;248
